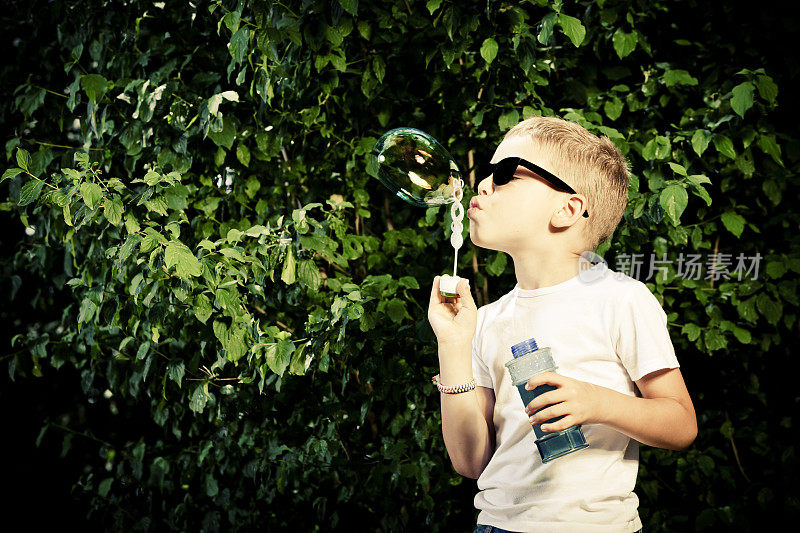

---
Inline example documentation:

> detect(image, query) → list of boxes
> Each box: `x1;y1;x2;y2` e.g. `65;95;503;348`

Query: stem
29;172;59;190
31;84;68;99
725;411;752;483
24;139;105;151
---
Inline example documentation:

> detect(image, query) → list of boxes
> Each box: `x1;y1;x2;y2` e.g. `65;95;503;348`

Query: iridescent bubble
367;127;462;207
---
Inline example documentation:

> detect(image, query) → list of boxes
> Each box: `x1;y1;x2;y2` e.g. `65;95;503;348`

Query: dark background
2;0;799;529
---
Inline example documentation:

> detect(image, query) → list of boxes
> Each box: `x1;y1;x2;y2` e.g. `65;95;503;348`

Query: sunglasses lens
493;159;518;186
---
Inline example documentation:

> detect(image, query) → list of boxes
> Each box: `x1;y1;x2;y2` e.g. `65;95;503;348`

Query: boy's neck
511;250;582;291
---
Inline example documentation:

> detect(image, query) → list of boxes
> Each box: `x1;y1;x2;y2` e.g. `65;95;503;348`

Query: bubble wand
440;176;464;297
367;127;467;298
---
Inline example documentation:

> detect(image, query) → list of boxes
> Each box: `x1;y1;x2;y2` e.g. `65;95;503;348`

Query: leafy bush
2;0;798;530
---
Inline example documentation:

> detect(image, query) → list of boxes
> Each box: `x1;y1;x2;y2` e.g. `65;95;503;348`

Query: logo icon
577;251;608;283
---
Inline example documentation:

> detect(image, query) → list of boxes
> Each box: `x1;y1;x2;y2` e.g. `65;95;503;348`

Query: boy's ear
550;195;588;228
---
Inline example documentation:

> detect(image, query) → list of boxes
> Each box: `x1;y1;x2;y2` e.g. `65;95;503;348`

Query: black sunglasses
485;157;589;218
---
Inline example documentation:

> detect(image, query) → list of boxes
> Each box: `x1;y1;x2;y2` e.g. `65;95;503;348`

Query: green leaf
691;129;712;156
164;241;202;278
480;38;498;64
663;69;698;87
558;14;585;47
667;162;687;176
189;383;210;413
265;338;295;376
1;167;24;183
16;148;31;171
298;260;322;291
98;478;113;498
659;184;689;226
63;168;82;182
236;143;251;167
498;109;519;131
713;135;736;159
80;182;102;210
194;294;213;324
205;474;219;498
137;341;150;360
220;90;239;102
756;293;782;325
281;248;296;285
338;0;358;16
612;29;637;58
721;211;746;238
538;13;557;45
329;50;347;72
288;343;308;375
642;136;671;161
229;27;249;64
737;296;757;323
687;177;712;206
757;134;783;166
18;179;44;206
485;251;508;276
124;213;140;234
386;298;407;323
426;0;442;15
766;261;787;279
704;329;727;352
144;171;161;186
78;297;97;324
730;82;755;117
80;74;110;104
682;323;701;342
103;196;124;226
168;360;185;388
604;97;623;121
372;56;386;84
207;117;236;149
63;204;73;226
755;75;778;103
213;321;247;363
732;326;751;344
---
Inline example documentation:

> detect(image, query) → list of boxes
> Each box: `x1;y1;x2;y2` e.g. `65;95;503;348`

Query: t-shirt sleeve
614;281;680;382
472;308;493;388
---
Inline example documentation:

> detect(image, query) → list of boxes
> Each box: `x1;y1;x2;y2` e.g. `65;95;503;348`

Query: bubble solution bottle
504;338;589;463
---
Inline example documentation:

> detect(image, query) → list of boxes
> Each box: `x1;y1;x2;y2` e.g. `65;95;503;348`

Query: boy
427;116;697;532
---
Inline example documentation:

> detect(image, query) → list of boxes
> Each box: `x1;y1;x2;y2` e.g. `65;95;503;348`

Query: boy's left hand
524;372;608;432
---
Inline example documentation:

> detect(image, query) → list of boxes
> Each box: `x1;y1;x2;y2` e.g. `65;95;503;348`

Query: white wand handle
450;178;464;278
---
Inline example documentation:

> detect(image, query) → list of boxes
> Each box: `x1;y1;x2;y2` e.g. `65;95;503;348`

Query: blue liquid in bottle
505;338;589;463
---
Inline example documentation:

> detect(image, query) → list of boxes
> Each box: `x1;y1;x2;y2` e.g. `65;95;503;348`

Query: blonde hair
503;115;630;251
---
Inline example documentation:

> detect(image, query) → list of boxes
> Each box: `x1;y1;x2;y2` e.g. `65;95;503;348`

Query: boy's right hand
427;276;477;347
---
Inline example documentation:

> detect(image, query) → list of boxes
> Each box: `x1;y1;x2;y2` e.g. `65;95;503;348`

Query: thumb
457;277;475;304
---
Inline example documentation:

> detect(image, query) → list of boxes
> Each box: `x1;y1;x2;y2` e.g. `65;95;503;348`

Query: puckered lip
469;197;482;210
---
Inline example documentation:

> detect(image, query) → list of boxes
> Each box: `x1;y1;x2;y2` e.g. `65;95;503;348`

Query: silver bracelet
432;374;477;394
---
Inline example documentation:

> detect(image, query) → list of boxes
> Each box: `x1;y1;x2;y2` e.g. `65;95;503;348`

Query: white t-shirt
471;264;680;532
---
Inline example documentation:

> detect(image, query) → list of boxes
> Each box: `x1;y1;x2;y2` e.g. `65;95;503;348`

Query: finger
528;403;568;425
540;415;576;433
525;372;564;391
456;277;474;307
429;275;442;307
525;389;565;415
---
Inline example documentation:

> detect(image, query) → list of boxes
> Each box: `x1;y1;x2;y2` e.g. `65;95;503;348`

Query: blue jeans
474;526;642;533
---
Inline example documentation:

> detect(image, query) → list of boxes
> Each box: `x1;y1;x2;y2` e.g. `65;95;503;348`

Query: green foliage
2;0;798;531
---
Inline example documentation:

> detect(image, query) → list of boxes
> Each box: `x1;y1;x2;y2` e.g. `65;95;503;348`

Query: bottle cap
511;337;539;359
536;426;589;463
439;274;460;297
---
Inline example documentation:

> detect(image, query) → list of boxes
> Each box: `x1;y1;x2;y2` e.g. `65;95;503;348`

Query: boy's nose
476;175;494;196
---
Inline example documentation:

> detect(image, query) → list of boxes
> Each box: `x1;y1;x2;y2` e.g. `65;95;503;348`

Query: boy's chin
468;232;502;252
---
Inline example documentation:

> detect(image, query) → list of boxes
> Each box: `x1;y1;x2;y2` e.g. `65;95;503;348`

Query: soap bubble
367;127;462;207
